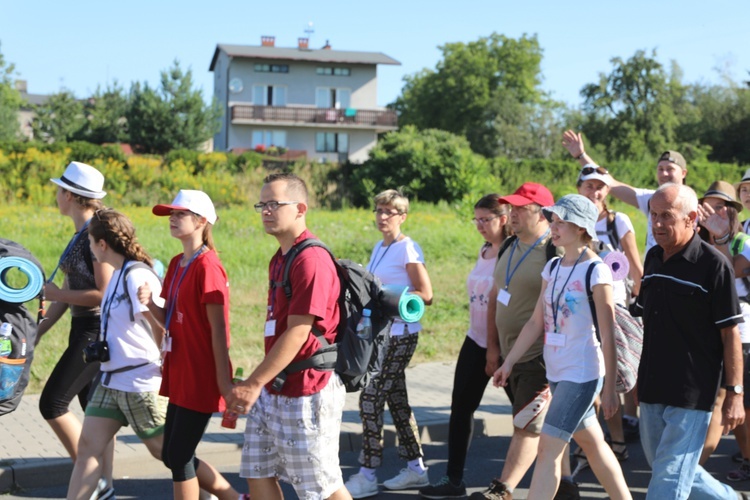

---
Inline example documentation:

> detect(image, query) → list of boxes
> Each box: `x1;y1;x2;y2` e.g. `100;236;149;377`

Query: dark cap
657;150;687;170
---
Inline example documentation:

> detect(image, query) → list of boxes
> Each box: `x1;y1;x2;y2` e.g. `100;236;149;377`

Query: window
254;64;289;73
315;88;350;109
316;67;350;76
316;132;349;153
252;130;287;148
252;85;287;106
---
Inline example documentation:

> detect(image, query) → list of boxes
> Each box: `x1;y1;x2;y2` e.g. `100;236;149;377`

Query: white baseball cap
578;163;612;186
50;161;107;199
152;190;217;224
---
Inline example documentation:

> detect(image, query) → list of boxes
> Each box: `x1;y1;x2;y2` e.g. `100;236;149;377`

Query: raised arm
562;129;640;208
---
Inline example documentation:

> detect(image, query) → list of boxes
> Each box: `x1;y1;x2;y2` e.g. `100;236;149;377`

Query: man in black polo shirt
635;183;746;499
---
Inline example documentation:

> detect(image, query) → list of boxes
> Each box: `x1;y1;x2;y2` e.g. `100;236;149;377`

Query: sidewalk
0;361;513;493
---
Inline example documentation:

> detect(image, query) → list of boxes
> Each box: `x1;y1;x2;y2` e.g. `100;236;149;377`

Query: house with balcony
209;37;400;163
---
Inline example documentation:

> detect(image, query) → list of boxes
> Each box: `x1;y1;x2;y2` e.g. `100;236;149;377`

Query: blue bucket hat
542;194;599;240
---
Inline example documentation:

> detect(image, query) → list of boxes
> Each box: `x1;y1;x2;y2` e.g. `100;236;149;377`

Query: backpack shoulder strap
607;211;621;251
549;255;561;273
278;239;334;300
585;260;602;340
122;262;159;322
497;235;517;263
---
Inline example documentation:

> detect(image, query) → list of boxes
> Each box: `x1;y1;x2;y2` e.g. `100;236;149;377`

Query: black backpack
271;239;392;393
0;238;45;417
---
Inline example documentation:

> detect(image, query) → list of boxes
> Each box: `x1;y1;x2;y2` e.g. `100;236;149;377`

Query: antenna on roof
304;21;314;39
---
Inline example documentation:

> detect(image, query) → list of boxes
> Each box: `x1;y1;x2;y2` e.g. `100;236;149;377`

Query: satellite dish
228;78;243;94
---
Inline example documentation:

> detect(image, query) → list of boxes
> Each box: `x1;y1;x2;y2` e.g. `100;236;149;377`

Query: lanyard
164;246;205;331
504;230;550;289
48;218;91;283
551;250;587;332
367;232;401;274
100;260;129;341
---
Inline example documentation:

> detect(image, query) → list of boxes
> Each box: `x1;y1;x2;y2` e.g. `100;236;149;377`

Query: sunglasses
580;166;609;177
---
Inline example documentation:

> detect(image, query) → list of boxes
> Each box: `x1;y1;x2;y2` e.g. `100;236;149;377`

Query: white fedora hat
50;161;107;199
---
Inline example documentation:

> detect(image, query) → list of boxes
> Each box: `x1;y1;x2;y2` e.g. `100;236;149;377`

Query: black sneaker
469;479;512;499
553;478;580;500
419;476;467;499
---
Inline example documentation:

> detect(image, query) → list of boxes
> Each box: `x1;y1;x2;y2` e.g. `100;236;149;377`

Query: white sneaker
383;468;429;490
345;472;378;499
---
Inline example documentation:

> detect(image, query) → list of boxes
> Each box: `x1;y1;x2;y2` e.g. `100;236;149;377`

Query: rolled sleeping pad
603;251;630;281
0;256;45;303
380;284;425;323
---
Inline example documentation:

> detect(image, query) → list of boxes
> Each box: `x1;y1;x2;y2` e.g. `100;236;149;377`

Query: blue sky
2;0;748;108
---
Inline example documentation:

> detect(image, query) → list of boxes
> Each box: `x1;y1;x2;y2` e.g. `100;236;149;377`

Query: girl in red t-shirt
138;190;246;500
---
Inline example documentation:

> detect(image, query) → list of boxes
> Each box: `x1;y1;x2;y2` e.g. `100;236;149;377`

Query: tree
392;33;555;158
80;82;129;144
0;42;21;141
127;60;222;154
579;49;683;160
30;90;86;143
347;125;493;206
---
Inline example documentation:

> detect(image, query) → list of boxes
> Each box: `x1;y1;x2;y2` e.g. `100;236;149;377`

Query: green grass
1;198;649;394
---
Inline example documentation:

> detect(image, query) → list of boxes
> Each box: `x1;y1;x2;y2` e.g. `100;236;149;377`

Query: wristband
714;231;731;245
575;153;585;160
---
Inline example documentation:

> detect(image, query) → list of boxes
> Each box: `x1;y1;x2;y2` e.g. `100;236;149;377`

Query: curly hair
89;209;153;266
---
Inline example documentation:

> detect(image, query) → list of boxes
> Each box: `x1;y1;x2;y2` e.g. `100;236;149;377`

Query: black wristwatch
725;384;744;395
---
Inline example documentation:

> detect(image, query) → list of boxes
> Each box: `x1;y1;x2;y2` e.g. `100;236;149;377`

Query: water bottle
221;367;245;429
356;309;372;340
0;322;12;358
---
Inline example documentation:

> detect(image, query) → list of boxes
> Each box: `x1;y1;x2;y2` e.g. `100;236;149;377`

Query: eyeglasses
254;201;299;213
580;166;609;177
472;216;499;226
373;209;403;218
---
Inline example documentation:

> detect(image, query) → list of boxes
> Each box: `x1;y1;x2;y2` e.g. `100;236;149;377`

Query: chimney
298;37;309;50
261;36;275;47
15;80;27;94
322;39;331;50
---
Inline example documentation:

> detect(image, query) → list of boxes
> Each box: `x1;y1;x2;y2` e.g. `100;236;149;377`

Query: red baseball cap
498;182;554;207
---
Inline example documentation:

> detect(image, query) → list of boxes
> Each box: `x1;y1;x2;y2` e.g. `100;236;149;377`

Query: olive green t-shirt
493;234;557;363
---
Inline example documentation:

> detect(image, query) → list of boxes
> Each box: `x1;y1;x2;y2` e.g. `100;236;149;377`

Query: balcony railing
231;105;398;128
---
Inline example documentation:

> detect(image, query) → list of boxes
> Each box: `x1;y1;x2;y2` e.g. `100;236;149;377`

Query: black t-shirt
634;233;743;411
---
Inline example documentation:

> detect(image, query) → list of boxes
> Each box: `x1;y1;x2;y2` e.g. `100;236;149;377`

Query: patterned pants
358;332;422;468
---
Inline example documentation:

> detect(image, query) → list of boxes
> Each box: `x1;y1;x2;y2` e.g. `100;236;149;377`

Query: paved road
6;429;750;499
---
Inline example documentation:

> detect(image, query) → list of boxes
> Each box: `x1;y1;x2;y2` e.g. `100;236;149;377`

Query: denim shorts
542;377;603;442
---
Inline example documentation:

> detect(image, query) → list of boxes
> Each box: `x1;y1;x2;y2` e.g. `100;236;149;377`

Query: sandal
609;440;629;462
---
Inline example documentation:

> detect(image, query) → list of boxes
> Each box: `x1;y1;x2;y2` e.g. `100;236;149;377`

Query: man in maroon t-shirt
228;173;351;500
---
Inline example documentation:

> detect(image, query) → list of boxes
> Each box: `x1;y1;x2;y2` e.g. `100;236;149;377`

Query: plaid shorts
86;384;167;439
240;375;346;499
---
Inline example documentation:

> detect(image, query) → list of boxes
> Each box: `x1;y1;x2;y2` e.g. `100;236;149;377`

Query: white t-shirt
595;212;635;306
367;236;425;335
634;188;656;254
733;234;750;343
466;245;496;348
541;257;613;383
99;262;165;392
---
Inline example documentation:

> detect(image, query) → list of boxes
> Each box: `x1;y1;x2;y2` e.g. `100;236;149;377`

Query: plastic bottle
221;367;245;429
356;309;372;340
0;322;12;358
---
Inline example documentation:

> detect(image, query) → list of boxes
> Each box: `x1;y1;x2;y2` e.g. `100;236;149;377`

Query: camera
83;340;110;363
